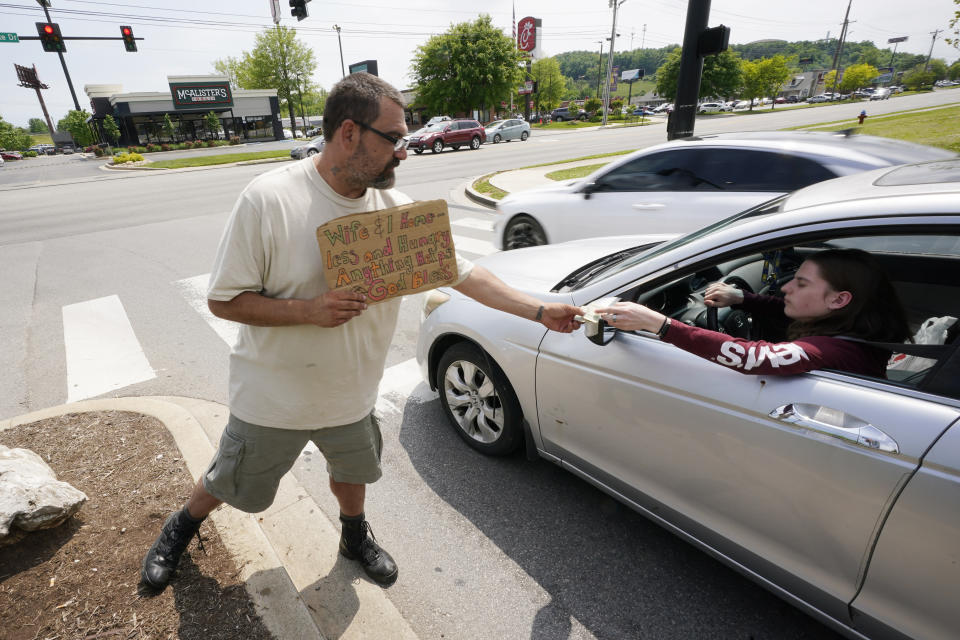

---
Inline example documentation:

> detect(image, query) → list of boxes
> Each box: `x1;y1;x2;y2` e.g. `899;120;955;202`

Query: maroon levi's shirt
660;293;889;377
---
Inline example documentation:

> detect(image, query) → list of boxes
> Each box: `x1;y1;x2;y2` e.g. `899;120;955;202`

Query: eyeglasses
353;120;408;152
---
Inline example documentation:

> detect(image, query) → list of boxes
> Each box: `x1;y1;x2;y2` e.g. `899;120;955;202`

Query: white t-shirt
208;157;473;429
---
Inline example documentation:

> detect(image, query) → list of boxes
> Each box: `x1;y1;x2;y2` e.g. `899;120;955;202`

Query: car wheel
493;134;502;144
307;149;319;156
579;115;586;121
431;140;443;154
413;148;423;155
470;136;481;150
503;214;547;250
520;131;529;141
437;342;523;455
555;116;563;122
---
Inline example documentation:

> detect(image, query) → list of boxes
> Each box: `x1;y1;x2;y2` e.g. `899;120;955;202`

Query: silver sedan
484;119;531;144
290;136;325;159
418;159;960;640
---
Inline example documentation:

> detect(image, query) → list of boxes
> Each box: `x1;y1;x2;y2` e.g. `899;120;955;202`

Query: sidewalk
0;396;417;640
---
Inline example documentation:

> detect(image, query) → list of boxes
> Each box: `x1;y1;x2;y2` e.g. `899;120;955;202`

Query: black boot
140;507;204;591
339;513;398;586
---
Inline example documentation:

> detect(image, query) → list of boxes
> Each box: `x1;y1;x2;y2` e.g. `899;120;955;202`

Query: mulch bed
0;411;274;640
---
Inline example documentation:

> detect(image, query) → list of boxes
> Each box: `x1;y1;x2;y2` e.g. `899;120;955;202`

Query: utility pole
334;24;345;78
924;29;942;71
641;24;646;51
602;0;626;126
595;40;604;98
829;0;851;97
38;0;80;110
15;64;55;133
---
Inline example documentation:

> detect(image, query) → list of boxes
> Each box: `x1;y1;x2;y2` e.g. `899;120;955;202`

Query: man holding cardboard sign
140;73;582;592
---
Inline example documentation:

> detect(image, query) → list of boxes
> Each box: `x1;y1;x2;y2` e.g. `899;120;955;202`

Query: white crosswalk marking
62;295;156;402
452;235;496;257
452;217;494;232
173;274;239;347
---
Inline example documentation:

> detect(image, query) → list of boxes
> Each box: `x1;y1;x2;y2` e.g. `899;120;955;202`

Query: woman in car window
594;248;910;377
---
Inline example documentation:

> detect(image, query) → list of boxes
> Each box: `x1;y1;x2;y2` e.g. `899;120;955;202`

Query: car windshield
422;123;446;132
575;195;789;287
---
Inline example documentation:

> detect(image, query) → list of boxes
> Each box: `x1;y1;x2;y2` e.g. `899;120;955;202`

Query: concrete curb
463;177;498;208
100;156;294;173
0;397;418;640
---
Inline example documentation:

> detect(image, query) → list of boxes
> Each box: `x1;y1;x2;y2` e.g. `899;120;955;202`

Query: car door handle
632;203;666;210
768;403;899;453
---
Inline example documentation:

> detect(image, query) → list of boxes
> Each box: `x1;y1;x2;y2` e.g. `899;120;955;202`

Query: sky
2;0;958;127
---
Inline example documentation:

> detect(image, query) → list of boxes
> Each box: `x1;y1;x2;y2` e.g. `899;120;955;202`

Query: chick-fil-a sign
518;17;536;52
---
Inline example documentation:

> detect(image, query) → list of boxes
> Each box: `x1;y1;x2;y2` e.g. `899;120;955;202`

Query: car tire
307;149;319;156
579;114;586;121
470;136;481;150
431;140;443;154
493;134;502;144
520;131;529;141
554;116;563;122
414;148;423;155
437;342;523;456
503;214;547;250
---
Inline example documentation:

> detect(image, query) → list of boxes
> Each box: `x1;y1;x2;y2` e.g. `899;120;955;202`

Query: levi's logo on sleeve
716;341;810;370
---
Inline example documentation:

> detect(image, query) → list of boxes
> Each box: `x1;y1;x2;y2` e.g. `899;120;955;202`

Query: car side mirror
443;126;452;132
586;318;617;346
581;181;603;199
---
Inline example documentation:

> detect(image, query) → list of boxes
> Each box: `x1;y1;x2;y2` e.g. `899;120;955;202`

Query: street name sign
0;32;19;43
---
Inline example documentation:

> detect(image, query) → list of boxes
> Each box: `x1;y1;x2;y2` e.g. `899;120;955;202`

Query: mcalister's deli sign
169;81;234;110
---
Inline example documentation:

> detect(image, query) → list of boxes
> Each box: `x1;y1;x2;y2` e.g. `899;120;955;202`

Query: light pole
333;24;345;78
602;0;626;126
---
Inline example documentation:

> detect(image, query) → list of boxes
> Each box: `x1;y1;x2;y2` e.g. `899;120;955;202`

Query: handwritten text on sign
315;200;458;304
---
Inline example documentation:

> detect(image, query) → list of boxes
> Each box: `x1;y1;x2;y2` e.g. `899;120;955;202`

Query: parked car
631;107;656;117
653;103;673;113
785;95;800;103
0;149;23;161
697;102;729;114
550;106;588;122
407;118;486;154
426;115;452;127
418;158;960;640
0;155;4;168
484;119;531;143
289;135;325;159
492;131;955;250
807;94;830;103
870;88;892;100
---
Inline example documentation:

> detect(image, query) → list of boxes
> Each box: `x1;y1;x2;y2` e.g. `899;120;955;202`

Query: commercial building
84;75;283;146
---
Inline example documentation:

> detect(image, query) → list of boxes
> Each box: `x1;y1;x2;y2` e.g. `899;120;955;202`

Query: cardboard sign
315;200;458;304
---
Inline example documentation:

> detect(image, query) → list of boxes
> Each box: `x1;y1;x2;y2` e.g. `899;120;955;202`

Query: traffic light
290;0;311;21
36;22;65;53
120;25;137;52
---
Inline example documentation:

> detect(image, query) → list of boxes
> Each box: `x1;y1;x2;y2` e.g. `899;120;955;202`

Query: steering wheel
705;276;754;336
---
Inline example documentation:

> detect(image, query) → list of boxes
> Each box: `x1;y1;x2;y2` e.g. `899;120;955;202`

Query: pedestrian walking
140;72;583;592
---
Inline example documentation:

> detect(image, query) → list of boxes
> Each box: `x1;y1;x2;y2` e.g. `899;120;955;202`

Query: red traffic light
119;25;137;52
43;24;54;34
122;27;131;36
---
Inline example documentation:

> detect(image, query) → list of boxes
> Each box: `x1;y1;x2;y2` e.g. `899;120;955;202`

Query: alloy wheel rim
505;220;544;249
443;359;504;443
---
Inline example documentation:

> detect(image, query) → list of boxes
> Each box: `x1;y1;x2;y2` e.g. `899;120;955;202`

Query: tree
162;114;176;142
902;65;935;90
610;98;623;113
28;118;48;133
654;48;742;102
205;111;222;138
928;59;949;81
103;114;121;146
948;0;959;48
838;63;880;92
56;110;96;146
949;60;960;81
584;97;602;115
0;116;34;150
213;26;316;139
411;15;524;116
530;58;567;114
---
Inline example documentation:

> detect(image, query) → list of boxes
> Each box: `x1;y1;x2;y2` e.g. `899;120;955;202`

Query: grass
472;172;509;200
147;150;290;169
30;133;53;145
471;150;634;200
799;104;960;152
545;163;608;181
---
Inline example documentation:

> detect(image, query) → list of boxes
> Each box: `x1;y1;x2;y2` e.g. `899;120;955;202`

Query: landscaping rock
0;444;87;545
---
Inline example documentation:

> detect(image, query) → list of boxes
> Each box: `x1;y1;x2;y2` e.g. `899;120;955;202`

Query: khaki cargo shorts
202;412;383;513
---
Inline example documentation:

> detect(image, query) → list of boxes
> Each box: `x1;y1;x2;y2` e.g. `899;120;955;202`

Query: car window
623;232;960;398
597;149;710;192
692;149;837;191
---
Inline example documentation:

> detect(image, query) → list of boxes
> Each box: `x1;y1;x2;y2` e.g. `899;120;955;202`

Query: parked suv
407;119;486;154
550;106;587;121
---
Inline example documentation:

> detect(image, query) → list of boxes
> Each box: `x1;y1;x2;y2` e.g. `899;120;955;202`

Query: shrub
229;136;241;145
205;140;216;147
112;152;144;165
24;150;38;158
93;147;104;157
145;143;160;153
160;143;171;152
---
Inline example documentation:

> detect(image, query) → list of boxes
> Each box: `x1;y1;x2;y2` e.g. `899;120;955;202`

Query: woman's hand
592;301;666;333
704;282;744;308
